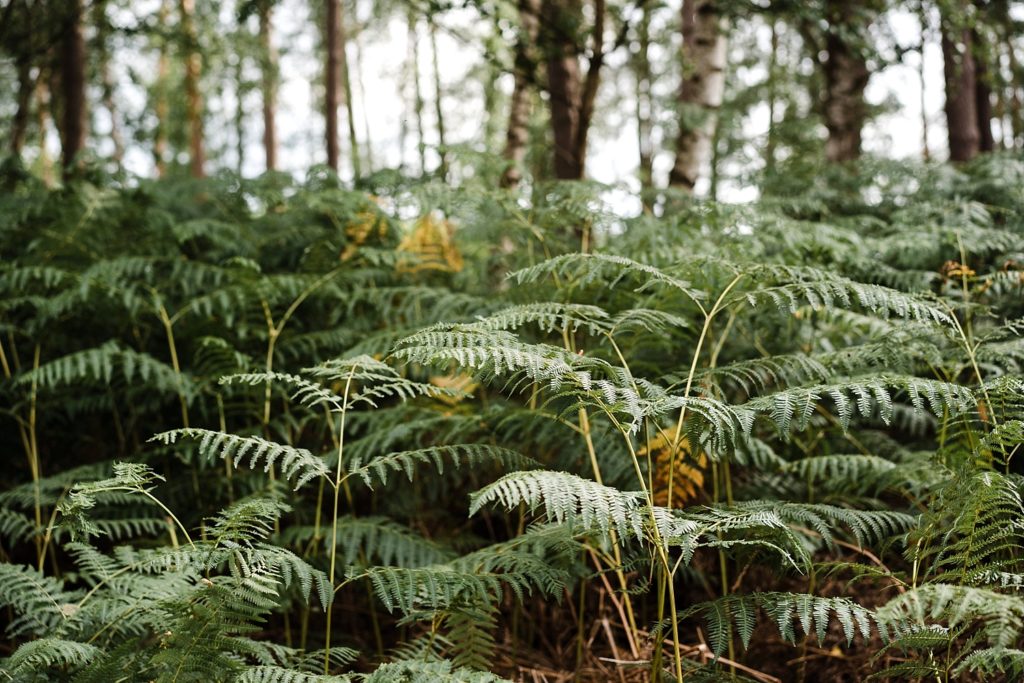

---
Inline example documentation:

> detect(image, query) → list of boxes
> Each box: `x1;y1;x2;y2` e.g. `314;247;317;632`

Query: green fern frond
153;429;329;489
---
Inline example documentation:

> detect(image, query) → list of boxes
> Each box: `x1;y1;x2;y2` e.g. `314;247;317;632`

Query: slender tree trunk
669;0;728;189
10;59;33;157
58;0;87;175
573;0;605;178
974;30;994;153
339;4;360;180
542;0;584;180
634;0;653;202
918;2;930;160
154;0;170;177
501;0;540;189
765;20;779;173
942;20;980;162
259;1;278;172
325;0;341;171
408;10;427;175
1007;32;1023;149
353;26;374;172
428;18;448;180
234;54;246;175
820;1;869;163
95;0;124;167
179;0;205;177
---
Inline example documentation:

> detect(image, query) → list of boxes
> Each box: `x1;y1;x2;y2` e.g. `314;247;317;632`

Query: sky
100;2;1008;210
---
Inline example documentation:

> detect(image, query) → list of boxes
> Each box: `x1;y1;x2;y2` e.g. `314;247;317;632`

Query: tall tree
179;0;205;177
540;0;607;180
154;0;170;177
501;0;541;189
669;0;728;190
633;0;654;202
428;17;448;180
258;0;278;171
325;0;341;171
941;10;980;161
340;3;360;180
57;0;87;174
818;1;871;162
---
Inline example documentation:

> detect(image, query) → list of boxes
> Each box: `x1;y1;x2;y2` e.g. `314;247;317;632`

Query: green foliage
1;157;1023;680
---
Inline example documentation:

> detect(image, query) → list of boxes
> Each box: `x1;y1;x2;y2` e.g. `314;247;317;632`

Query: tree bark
942;21;980;162
820;2;869;163
634;0;653;202
669;0;728;189
429;18;448;180
973;30;994;153
259;1;277;172
765;20;779;173
154;0;170;177
408;9;427;175
179;0;205;177
542;0;584;180
57;0;86;175
501;0;540;189
339;4;360;180
10;58;33;157
325;0;341;171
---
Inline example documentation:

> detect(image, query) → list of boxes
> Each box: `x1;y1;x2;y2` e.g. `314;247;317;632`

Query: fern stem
156;303;190;428
668;275;743;510
325;362;358;674
28;344;43;568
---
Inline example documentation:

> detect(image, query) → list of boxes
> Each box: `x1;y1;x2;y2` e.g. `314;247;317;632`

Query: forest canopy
1;0;1023;681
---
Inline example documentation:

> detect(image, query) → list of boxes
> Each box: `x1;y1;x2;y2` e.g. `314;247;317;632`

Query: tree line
1;0;1022;187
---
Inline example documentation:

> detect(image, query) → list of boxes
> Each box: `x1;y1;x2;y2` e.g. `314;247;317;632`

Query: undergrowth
1;156;1023;681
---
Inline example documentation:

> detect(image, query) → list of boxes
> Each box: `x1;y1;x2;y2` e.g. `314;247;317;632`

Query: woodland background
1;1;1024;682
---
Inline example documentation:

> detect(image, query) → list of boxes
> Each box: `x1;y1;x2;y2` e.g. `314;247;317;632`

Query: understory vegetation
2;154;1024;682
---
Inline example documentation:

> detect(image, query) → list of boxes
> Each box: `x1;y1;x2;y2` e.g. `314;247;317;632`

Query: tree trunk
634;0;653;202
57;0;87;175
339;4;360;181
353;26;374;172
973;30;994;153
325;0;341;171
542;0;584;180
669;0;728;189
918;3;930;160
94;0;124;167
765;20;779;173
36;76;55;186
942;21;980;162
429;18;448;180
154;0;170;177
408;10;427;175
10;58;33;157
1007;31;1023;149
259;1;277;172
820;2;869;163
179;0;205;177
500;0;541;189
234;53;246;175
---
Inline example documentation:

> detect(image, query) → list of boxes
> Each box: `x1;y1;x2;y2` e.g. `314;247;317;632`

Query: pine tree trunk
353;26;374;172
942;22;980;162
429;18;448;180
10;59;33;157
820;1;869;163
94;0;124;166
234;54;246;175
543;0;584;180
918;3;930;161
58;0;87;175
325;0;341;171
500;0;540;189
669;0;728;189
1007;33;1023;149
259;2;277;172
765;20;779;173
154;0;170;177
179;0;205;177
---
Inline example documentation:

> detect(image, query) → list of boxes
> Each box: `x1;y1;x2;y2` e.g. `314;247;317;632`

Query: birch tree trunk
501;0;540;188
669;0;727;191
179;0;205;178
